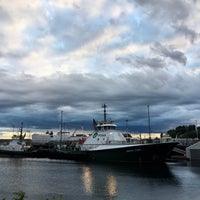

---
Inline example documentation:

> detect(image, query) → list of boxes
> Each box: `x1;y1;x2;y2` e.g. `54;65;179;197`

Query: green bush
12;191;27;200
1;191;62;200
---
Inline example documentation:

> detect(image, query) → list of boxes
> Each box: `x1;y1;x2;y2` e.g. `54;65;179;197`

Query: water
0;158;200;200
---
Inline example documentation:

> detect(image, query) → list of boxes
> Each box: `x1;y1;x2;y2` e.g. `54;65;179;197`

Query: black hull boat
50;105;178;164
0;149;32;158
51;142;178;164
0;122;53;159
88;142;178;163
0;141;178;163
0;122;33;158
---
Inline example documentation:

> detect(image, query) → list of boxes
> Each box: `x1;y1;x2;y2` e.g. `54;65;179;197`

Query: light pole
147;105;151;139
196;120;199;139
126;119;128;132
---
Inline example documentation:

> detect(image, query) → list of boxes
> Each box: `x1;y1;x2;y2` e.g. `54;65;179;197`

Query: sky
0;0;200;137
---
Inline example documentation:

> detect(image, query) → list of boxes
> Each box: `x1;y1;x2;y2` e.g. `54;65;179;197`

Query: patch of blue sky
50;19;107;55
183;44;200;70
186;59;200;70
24;31;36;44
127;21;161;44
24;27;44;47
122;6;175;44
165;64;186;75
86;55;125;76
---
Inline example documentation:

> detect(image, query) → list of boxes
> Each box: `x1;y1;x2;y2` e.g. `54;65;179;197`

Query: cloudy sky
0;0;200;136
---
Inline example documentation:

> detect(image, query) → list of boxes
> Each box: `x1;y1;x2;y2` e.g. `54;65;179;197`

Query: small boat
0;123;33;157
52;105;178;164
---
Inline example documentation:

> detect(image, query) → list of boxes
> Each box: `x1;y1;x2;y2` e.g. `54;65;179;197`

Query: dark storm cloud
0;51;28;59
116;56;166;69
151;42;187;65
173;24;200;43
115;56;133;65
135;57;166;69
134;0;191;22
1;69;200;131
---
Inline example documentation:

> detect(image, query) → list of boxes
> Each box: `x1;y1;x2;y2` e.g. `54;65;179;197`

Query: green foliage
167;124;199;138
167;129;177;138
41;194;63;200
12;191;27;200
1;191;27;200
1;191;63;200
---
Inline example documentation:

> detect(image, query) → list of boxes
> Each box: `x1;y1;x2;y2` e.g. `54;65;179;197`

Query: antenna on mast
102;104;107;123
60;110;63;148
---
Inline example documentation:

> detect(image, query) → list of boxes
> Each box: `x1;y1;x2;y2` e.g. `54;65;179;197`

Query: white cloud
1;0;200;132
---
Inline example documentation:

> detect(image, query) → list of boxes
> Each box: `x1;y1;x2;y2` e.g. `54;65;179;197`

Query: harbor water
0;158;200;200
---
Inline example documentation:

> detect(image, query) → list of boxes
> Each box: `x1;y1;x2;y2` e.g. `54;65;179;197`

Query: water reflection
102;162;176;179
81;162;177;199
82;166;117;199
81;164;118;199
82;166;93;194
0;158;190;200
188;160;200;168
106;174;117;198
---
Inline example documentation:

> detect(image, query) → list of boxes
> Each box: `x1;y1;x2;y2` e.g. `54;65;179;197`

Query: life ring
93;132;98;138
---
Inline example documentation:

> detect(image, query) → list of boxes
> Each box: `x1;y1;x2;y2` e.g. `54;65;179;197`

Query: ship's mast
60;110;63;148
102;104;107;123
147;105;151;139
19;122;23;142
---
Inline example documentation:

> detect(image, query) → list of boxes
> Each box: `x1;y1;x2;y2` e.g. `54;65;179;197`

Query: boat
52;104;178;164
0;123;56;158
0;123;33;157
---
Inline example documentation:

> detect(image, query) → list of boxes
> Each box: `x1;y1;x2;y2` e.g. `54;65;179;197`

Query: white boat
0;123;31;157
53;105;178;164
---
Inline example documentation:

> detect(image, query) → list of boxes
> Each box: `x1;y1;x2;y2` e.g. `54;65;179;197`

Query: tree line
167;124;199;139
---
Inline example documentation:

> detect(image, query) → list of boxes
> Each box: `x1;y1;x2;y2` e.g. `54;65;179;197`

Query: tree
167;124;199;139
12;191;27;200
